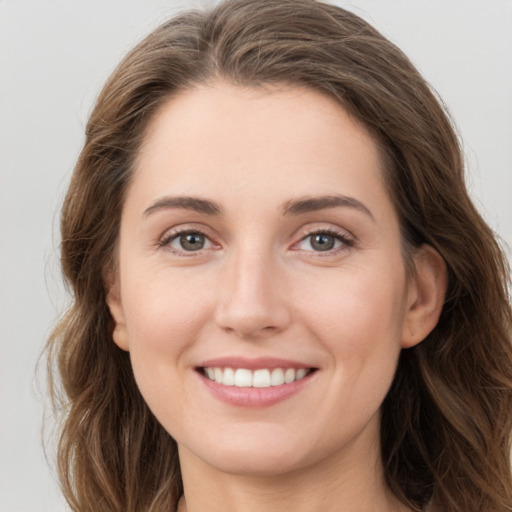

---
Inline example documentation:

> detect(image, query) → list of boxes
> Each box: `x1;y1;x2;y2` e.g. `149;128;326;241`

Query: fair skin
107;82;446;512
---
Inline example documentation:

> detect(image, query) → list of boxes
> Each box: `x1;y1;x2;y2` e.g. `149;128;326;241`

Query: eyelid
157;224;221;254
290;224;355;254
156;222;355;256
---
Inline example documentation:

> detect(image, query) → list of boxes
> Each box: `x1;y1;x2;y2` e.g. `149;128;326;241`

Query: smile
201;367;314;388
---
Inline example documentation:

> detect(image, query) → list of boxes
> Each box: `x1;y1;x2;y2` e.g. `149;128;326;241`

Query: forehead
139;81;380;159
130;81;390;216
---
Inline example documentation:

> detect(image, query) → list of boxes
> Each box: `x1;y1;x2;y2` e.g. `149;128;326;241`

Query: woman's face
108;82;422;477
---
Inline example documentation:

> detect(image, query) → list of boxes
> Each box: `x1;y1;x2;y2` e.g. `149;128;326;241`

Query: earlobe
402;244;447;348
104;269;130;351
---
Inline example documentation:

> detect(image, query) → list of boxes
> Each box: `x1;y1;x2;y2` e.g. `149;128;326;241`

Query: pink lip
196;366;317;408
197;356;313;370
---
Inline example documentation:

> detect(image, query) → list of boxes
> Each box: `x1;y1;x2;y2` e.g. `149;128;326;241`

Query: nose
214;250;292;339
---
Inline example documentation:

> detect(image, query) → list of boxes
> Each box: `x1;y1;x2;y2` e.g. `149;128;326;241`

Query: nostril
217;312;284;339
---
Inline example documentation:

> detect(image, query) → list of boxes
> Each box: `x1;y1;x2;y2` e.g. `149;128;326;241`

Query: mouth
198;366;317;388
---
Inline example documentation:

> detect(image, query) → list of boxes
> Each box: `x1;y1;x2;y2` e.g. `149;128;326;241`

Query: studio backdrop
1;1;511;511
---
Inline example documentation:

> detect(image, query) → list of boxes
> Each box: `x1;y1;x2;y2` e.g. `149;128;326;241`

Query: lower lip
198;371;315;408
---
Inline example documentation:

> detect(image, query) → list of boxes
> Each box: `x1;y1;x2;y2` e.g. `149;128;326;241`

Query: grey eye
177;232;206;251
309;233;336;251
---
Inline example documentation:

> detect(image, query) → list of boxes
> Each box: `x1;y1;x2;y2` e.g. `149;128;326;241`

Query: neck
177;433;411;512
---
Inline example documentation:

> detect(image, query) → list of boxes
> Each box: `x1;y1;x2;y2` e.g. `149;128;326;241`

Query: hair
46;0;512;510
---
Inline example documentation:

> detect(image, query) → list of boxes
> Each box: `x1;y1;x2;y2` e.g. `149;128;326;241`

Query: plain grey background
1;1;511;510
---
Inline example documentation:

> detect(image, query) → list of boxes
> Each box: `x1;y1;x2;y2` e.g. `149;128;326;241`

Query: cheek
118;266;215;409
295;264;407;404
301;270;406;424
300;266;407;346
123;265;213;352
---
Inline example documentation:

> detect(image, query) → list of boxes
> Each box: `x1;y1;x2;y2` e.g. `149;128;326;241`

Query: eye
307;233;338;251
174;232;206;251
162;230;214;252
295;229;353;253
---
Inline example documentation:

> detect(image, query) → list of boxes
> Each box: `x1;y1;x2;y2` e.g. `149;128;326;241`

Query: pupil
180;233;204;251
311;234;334;251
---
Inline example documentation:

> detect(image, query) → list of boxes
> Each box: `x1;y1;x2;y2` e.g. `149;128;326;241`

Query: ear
402;244;447;348
104;268;130;351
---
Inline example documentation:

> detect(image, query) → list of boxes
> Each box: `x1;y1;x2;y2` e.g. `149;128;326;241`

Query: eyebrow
143;196;222;217
282;194;375;220
143;193;374;221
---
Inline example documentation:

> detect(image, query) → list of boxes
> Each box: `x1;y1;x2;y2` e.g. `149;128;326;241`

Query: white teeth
271;368;285;386
234;368;253;387
223;367;235;386
284;368;296;384
253;369;271;388
204;367;311;387
296;368;307;380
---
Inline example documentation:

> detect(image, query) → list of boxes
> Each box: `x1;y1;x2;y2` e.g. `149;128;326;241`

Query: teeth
284;368;295;384
270;368;285;386
296;368;307;380
223;367;235;386
253;369;270;388
203;367;311;387
234;368;252;387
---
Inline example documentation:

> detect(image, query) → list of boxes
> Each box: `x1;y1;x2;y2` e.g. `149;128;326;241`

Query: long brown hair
46;1;512;510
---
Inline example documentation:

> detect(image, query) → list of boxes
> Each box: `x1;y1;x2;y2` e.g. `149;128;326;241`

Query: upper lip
197;356;315;370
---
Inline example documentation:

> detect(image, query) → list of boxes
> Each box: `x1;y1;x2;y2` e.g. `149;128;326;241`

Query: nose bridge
232;249;272;305
215;240;290;338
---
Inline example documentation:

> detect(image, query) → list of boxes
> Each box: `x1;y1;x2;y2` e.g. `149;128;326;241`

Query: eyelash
294;228;355;256
158;226;354;256
158;228;216;256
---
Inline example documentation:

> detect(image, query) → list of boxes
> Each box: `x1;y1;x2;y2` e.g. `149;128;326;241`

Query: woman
46;0;512;510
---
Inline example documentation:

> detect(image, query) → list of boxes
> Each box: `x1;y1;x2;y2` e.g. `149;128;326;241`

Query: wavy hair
46;0;512;510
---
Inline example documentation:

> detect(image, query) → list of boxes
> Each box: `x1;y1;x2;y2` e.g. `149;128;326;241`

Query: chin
178;427;316;477
204;448;308;477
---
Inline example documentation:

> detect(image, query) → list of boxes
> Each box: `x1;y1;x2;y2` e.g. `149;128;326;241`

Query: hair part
46;1;512;510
